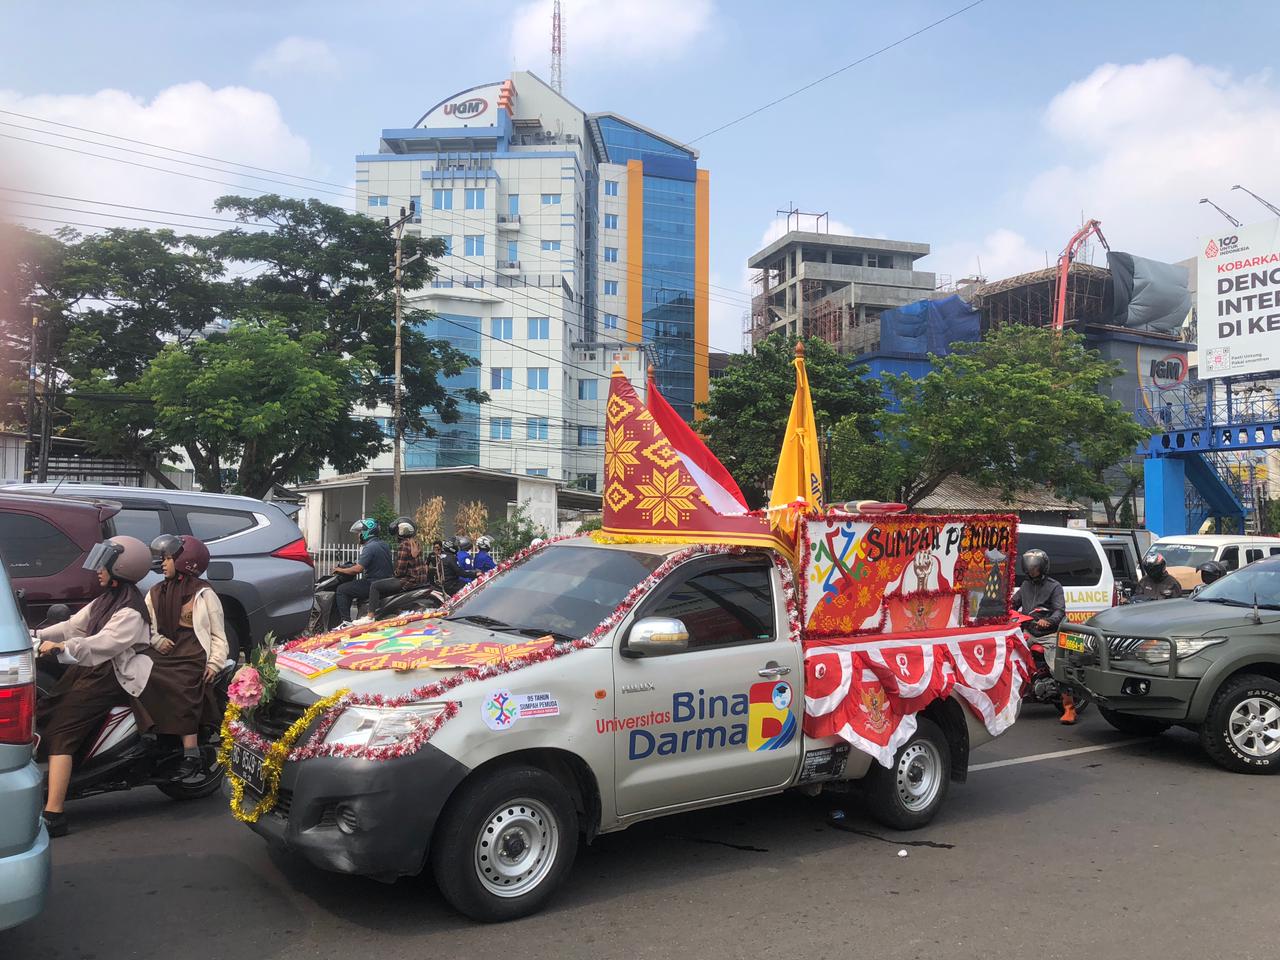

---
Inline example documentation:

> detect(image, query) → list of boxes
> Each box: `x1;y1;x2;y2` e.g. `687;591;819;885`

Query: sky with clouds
2;0;1278;353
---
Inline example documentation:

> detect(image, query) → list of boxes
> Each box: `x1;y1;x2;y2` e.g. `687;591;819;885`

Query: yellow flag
769;341;823;535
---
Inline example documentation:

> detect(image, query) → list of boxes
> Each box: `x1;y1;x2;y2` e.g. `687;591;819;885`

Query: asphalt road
6;704;1278;960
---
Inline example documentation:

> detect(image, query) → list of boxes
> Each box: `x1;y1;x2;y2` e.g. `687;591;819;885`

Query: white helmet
476;535;492;551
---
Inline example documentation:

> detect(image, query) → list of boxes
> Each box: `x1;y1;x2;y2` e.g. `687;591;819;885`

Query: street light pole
25;315;36;481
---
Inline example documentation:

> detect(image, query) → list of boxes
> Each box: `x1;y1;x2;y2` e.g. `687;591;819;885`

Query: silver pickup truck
231;538;1006;921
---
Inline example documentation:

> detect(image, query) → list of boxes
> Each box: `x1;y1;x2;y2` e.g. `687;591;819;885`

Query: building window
604;246;619;262
603;213;618;230
490;367;512;390
603;280;619;296
577;426;600;447
434;235;453;256
367;195;388;207
541;239;561;251
432;278;454;288
491;317;513;340
527;367;549;390
526;468;549;477
490;418;512;440
432;189;452;210
526;417;549;440
465;188;485;210
508;194;520;215
464;235;484;257
527;317;550;340
578;378;599;400
506;240;518;262
574;472;598;492
602;313;619;330
603;179;619;197
541;193;561;205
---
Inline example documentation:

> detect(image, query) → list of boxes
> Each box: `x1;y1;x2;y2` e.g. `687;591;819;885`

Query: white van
1017;524;1115;624
1147;534;1280;591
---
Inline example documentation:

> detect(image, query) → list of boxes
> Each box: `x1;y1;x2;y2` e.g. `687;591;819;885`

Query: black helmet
1144;553;1168;580
456;535;473;552
1198;560;1227;585
392;516;416;539
442;537;458;552
1022;548;1050;579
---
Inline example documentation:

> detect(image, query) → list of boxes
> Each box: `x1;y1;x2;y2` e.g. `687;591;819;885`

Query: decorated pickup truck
222;362;1029;922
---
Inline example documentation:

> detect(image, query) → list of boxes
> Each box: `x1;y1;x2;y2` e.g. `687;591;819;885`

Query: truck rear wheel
431;764;578;922
861;717;951;830
1201;674;1280;774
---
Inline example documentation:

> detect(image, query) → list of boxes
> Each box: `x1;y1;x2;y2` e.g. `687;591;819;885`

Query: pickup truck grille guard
1061;624;1182;678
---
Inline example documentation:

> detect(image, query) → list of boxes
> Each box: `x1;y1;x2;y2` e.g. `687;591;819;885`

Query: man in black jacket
438;537;463;595
1134;554;1183;601
1012;549;1076;724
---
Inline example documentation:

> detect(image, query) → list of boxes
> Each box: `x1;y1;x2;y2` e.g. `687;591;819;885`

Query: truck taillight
271;537;314;567
0;650;35;746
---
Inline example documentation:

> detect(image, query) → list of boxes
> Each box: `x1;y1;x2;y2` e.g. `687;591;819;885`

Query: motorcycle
308;572;450;635
33;605;232;802
1018;607;1092;718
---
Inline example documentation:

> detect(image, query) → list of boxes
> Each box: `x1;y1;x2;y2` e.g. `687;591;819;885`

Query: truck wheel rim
897;741;942;812
1228;697;1280;759
475;797;559;898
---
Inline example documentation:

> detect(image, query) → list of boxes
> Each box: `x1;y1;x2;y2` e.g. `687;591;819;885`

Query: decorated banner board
1198;217;1280;379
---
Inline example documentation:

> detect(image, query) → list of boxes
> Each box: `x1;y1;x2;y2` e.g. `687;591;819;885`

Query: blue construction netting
878;295;981;357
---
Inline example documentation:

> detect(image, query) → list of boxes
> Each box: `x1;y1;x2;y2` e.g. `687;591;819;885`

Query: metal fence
308;543;361;575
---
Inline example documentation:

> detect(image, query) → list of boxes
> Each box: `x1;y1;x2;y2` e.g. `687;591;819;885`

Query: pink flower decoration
228;666;265;709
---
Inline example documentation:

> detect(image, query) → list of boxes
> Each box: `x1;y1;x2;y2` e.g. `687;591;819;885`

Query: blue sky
3;0;1279;351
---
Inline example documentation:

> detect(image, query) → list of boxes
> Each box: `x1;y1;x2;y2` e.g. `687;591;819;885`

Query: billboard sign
416;82;505;129
1198;217;1280;379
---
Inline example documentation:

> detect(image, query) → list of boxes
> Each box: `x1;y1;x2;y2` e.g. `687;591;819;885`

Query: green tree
490;501;548;560
367;495;399;536
830;326;1147;509
698;334;882;508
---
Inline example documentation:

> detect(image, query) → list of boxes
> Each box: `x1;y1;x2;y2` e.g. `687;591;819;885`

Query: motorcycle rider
143;534;227;780
368;517;429;614
439;537;464;595
455;535;477;586
1011;548;1077;725
332;519;394;623
474;535;497;575
1134;553;1183;601
34;536;154;836
1189;559;1227;598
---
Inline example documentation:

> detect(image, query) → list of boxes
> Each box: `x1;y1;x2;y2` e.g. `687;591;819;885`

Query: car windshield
446;543;665;640
1150;543;1216;567
1195;557;1280;608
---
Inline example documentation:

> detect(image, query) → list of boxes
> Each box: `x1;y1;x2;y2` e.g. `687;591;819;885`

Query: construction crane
1052;218;1109;331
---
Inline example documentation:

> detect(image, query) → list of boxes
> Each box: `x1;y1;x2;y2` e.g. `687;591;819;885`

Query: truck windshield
1150;544;1216;568
446;544;666;640
1195;557;1280;608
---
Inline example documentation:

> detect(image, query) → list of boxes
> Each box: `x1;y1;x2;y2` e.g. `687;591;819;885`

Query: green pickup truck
1053;554;1280;773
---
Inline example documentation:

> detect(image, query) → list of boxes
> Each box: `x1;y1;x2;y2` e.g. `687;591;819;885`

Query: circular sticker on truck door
482;689;520;731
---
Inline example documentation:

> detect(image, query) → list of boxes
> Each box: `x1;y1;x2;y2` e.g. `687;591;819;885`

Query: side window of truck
1246;548;1265;564
1221;546;1240;571
645;557;776;651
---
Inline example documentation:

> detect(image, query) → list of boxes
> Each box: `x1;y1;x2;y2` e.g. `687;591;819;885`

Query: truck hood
1086;598;1280;636
273;619;566;704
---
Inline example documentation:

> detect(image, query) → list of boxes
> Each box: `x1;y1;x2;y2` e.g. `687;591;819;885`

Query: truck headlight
1135;637;1227;664
323;703;449;750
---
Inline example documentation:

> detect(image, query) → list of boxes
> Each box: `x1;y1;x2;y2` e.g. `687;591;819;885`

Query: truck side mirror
623;617;689;658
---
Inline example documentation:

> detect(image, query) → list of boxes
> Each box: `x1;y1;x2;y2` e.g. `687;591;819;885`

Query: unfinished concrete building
748;231;936;354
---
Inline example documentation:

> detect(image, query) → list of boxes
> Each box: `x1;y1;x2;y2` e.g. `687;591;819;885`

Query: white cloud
932;228;1047;285
510;0;715;74
1024;55;1280;262
251;36;340;78
756;213;859;249
0;83;320;232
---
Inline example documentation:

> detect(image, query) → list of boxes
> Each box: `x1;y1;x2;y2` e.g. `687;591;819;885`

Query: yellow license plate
1057;633;1086;653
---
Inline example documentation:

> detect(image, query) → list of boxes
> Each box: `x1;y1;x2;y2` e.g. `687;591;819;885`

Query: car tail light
271;537;314;567
0;650;35;746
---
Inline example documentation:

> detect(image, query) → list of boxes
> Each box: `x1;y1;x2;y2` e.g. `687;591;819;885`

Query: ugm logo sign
444;97;488;119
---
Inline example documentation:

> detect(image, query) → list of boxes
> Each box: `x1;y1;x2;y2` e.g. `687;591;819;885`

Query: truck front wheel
861;717;951;830
1201;673;1280;774
431;764;579;922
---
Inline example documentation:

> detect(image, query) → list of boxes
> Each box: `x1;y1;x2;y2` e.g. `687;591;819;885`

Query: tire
156;743;226;800
861;717;951;831
1099;707;1170;737
1200;673;1280;774
431;765;578;922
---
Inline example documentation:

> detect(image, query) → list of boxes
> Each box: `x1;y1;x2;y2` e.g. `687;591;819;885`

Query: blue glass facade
595;116;700;419
406;312;480;468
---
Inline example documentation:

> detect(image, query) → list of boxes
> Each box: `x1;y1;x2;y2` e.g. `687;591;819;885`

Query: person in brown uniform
142;534;227;780
35;535;154;837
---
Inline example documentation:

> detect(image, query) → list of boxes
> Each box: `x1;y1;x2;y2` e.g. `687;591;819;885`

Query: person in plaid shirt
368;517;430;613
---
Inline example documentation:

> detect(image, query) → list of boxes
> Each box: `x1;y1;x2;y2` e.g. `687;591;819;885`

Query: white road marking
969;738;1148;772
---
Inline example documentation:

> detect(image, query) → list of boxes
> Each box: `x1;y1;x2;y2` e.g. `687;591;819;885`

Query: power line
685;0;988;144
0;188;277;225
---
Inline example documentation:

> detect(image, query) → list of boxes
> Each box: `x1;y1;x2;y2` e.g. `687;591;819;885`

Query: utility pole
24;315;36;482
389;206;415;515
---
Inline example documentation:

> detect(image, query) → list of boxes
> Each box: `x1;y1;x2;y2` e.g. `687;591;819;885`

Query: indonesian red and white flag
646;370;748;515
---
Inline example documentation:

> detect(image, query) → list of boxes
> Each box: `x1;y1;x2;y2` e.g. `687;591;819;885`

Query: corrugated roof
915;475;1084;514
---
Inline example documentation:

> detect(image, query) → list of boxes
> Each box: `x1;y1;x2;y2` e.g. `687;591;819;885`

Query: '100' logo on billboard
444;97;487;119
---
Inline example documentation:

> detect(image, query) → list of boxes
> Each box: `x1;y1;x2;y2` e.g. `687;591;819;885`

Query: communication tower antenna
551;0;564;94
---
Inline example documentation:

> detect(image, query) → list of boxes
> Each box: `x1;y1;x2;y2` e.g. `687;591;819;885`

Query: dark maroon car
0;491;118;624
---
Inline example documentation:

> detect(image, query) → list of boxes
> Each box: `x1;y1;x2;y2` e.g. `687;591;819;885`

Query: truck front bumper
1054;657;1199;721
234;743;469;881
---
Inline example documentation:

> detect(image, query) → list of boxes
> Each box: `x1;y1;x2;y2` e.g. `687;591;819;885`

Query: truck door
611;553;802;817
